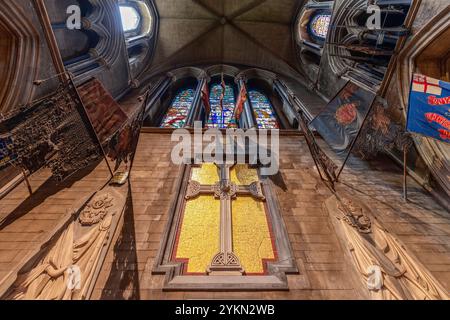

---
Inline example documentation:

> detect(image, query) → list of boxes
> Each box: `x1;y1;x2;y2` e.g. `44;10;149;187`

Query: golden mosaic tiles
230;164;259;185
232;196;275;274
191;163;219;185
175;163;275;275
174;195;220;273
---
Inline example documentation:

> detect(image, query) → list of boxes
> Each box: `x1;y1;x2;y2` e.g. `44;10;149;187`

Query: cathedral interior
0;0;449;301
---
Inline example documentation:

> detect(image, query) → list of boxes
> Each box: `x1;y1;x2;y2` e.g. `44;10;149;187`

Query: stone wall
91;132;450;299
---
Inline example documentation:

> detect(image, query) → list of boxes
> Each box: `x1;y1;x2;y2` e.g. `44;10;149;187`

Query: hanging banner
77;78;129;143
201;81;211;118
406;74;450;144
234;84;247;121
0;84;102;181
310;82;376;154
0;137;16;170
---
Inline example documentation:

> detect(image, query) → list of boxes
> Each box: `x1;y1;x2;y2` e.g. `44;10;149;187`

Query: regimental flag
201;81;211;118
0;136;16;170
310;82;376;154
234;84;247;121
407;74;450;143
77;78;129;143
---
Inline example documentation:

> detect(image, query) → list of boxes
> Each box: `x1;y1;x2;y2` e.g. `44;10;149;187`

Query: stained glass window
249;91;280;129
160;88;195;128
119;6;141;32
310;14;331;39
207;84;237;129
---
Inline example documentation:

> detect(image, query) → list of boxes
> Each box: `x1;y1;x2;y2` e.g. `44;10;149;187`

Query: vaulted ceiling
146;0;304;78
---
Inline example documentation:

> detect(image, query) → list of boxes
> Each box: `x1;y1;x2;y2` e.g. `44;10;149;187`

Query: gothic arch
205;65;240;78
167;66;206;82
236;68;277;84
397;8;450;197
237;69;288;129
120;0;158;79
143;65;295;129
143;68;204;127
294;1;333;82
49;0;128;81
327;0;411;92
0;2;40;115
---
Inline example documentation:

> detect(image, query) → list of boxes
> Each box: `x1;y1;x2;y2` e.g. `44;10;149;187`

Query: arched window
207;84;238;129
119;6;141;32
248;91;280;129
160;88;195;128
309;13;331;40
119;1;156;78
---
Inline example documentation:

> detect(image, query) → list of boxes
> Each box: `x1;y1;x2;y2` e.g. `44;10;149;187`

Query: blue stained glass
161;88;195;128
310;14;331;39
207;84;237;129
249;91;279;129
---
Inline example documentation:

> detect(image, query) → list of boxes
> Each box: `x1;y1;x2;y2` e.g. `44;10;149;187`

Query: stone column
273;79;303;124
185;76;208;128
144;75;172;124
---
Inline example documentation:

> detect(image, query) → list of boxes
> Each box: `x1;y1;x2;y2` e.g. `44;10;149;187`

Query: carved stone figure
5;187;126;300
326;194;449;300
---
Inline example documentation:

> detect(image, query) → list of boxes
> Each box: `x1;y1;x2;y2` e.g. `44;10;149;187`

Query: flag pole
403;145;408;202
21;167;33;196
403;72;416;202
336;99;376;181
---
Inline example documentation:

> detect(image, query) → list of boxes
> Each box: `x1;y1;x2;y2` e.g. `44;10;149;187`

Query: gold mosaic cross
185;163;266;275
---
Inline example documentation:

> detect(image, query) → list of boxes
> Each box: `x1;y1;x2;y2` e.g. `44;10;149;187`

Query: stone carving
79;193;114;226
367;265;383;291
213;181;238;200
337;197;372;233
397;9;450;198
207;252;244;275
248;182;266;201
185;180;201;200
5;187;126;300
326;195;449;300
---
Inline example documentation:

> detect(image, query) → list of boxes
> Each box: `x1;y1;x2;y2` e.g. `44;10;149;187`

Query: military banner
406;74;450;143
310;82;376;154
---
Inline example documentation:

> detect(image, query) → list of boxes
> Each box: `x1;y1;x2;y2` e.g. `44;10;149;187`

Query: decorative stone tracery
0;1;40;114
79;193;114;226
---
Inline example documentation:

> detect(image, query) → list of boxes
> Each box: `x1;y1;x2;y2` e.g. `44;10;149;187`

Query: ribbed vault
144;0;304;78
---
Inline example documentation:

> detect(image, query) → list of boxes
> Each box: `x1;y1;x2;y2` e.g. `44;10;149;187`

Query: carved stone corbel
185;180;201;200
